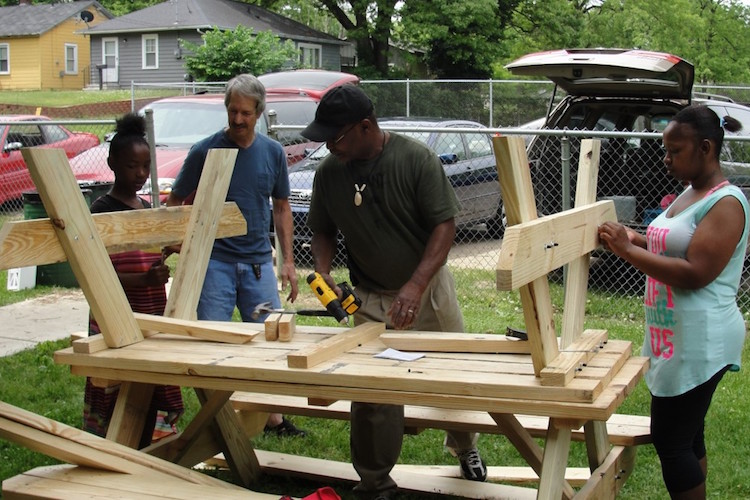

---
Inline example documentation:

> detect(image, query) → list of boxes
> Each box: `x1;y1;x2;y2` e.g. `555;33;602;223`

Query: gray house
84;0;349;88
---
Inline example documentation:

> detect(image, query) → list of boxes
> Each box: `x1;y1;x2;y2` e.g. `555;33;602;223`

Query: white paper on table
374;348;425;361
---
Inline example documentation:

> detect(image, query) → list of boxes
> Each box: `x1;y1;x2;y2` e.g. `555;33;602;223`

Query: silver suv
506;48;750;229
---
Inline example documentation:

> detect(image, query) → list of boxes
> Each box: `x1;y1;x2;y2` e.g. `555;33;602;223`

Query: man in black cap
301;85;487;499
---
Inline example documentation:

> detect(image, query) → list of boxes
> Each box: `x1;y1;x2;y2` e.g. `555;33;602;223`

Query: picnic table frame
0;137;648;499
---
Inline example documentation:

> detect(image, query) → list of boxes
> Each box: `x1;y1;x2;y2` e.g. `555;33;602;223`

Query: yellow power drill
307;272;361;325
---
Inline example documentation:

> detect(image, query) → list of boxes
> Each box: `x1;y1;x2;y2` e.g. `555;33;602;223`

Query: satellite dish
80;10;94;23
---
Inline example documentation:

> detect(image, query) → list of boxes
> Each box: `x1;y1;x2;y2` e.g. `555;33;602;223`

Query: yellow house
0;1;113;91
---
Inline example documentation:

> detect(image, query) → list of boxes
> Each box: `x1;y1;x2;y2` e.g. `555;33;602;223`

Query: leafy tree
181;26;298;82
398;0;520;79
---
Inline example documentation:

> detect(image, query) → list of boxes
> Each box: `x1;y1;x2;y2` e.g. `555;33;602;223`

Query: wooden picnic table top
55;325;648;422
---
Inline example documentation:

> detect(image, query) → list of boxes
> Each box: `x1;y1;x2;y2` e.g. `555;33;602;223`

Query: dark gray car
283;118;504;261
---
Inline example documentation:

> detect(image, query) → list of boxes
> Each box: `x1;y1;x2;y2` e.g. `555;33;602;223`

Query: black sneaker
263;417;307;437
458;448;487;482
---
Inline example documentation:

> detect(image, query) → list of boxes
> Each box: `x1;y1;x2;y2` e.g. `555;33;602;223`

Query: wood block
265;313;281;341
287;322;385;369
540;330;608;386
277;313;295;342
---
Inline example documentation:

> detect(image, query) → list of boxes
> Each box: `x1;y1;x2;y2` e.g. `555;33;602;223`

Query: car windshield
266;100;318;144
146;102;230;146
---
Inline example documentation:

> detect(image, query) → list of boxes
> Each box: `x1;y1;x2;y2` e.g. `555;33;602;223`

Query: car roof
505;48;694;100
0;115;51;121
379;117;485;128
146;93;225;104
258;69;360;99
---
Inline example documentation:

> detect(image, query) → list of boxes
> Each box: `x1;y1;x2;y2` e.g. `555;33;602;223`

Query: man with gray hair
167;74;305;436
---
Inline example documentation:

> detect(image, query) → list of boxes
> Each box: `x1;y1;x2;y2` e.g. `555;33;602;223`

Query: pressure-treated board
380;332;531;354
287;322;386;368
561;139;601;349
493;136;559;375
496;201;616;291
0;203;246;270
134;313;258;344
21;148;142;349
0;401;242;489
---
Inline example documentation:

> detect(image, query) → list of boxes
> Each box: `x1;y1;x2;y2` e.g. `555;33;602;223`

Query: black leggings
650;366;729;494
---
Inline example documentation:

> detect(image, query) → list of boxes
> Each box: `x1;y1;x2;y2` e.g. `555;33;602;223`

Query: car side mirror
3;142;22;153
439;153;458;164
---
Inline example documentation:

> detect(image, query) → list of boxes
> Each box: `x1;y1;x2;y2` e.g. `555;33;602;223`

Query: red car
0;115;100;207
70;94;256;204
261;70;360;168
258;69;360;100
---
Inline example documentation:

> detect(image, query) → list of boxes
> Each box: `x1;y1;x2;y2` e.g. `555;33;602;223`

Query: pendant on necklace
354;183;366;206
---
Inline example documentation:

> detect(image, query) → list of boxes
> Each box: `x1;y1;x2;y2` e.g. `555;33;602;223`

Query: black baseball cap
301;85;374;142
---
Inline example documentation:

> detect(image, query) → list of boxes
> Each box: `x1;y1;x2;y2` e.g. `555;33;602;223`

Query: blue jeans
197;259;281;323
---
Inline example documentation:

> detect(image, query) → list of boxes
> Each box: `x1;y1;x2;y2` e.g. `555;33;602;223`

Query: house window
142;34;158;69
65;44;78;74
298;43;322;68
0;44;9;74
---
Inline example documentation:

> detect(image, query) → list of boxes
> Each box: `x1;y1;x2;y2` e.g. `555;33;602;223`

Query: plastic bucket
22;190;93;288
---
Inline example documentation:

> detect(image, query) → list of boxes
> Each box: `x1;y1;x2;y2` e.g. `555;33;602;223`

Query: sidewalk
0;289;88;357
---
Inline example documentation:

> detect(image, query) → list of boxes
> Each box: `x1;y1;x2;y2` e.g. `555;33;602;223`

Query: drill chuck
307;272;349;325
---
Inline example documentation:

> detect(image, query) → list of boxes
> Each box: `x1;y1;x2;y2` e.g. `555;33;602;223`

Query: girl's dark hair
671;105;743;158
109;113;148;159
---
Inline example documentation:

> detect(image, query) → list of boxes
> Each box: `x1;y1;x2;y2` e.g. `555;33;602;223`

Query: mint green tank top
643;184;749;397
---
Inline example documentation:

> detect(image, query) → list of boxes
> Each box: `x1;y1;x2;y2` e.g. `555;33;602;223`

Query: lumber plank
229;392;652;446
153;147;260;486
561;139;601;349
66;354;648;420
493;136;560;375
537;418;573;500
0;203;246;270
134;313;258;344
574;446;636;499
496;201;616;291
490;413;575;499
0;401;242;489
380;332;530;354
21;148;142;349
165;148;238;320
252;450;539;499
2;465;280;499
540;329;608;386
287;322;386;368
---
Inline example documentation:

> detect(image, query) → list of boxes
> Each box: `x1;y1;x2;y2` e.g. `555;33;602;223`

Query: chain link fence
2;80;750;312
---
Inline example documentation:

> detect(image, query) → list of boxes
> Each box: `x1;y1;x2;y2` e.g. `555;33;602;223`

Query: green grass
0;268;749;499
0;89;174;107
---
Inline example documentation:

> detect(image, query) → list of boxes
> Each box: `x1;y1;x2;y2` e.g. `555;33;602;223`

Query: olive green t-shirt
307;133;460;290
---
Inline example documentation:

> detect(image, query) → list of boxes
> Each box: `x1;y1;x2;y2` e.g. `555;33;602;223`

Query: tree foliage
5;0;749;84
181;26;298;82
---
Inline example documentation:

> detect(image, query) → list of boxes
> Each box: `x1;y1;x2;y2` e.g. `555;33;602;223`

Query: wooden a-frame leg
490;413;575;499
584;420;609;471
106;382;154;447
538;418;573;500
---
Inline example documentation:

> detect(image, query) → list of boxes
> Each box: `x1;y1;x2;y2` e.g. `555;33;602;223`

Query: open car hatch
505;48;695;99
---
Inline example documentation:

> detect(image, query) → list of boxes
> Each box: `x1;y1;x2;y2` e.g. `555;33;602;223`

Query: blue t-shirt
643;184;749;396
171;130;290;264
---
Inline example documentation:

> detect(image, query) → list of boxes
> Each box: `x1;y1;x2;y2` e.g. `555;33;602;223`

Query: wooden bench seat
230;392;652;447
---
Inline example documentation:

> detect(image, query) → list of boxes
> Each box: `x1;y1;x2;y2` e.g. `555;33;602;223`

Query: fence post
144;108;160;208
561;134;571;286
406;79;410;117
488;79;493;127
